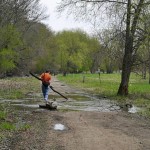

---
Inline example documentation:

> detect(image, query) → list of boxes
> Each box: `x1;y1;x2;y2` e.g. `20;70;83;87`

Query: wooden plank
39;104;57;110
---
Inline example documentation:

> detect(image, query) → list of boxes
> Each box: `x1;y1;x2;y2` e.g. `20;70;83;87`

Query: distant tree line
0;0;117;77
0;0;48;77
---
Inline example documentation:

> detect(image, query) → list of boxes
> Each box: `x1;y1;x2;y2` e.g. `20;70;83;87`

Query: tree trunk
117;52;132;95
117;0;144;95
117;0;132;95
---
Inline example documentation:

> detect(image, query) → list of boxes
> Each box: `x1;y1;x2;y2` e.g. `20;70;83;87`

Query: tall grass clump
0;76;40;99
0;122;15;130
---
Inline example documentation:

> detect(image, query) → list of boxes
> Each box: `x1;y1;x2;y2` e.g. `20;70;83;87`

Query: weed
0;111;7;120
0;122;15;130
19;124;31;131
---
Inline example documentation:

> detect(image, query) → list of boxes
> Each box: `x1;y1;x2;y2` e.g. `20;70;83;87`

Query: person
40;70;51;104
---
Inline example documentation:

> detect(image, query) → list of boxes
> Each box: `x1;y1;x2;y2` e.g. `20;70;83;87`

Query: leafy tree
0;48;17;74
0;25;22;50
0;0;47;28
56;30;102;74
0;25;22;76
0;0;48;76
22;22;56;73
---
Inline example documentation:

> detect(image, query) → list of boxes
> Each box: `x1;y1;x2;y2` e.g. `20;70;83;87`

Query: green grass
58;73;121;97
15;123;31;131
57;73;150;97
0;122;15;130
0;111;7;120
57;73;150;117
0;74;150;117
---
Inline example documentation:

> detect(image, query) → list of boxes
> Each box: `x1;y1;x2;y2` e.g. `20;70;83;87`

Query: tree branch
81;0;127;4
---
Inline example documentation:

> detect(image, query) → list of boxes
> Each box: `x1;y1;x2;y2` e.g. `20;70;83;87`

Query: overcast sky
40;0;92;33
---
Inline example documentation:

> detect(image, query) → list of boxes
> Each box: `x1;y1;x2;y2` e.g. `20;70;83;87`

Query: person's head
45;70;50;73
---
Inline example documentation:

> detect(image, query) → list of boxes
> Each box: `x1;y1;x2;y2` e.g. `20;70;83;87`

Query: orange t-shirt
40;73;51;82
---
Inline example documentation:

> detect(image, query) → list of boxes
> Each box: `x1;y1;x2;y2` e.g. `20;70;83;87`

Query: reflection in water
13;104;39;108
1;91;140;113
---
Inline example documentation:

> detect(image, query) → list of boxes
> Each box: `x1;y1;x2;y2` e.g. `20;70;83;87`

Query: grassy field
0;77;40;99
0;73;150;124
57;73;150;117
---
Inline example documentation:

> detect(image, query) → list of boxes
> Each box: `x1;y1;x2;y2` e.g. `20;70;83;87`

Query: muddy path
1;76;150;150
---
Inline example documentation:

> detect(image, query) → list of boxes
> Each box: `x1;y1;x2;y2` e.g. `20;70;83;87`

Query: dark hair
45;70;50;73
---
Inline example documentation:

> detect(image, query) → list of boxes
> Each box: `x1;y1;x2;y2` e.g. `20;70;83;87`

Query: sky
40;0;92;33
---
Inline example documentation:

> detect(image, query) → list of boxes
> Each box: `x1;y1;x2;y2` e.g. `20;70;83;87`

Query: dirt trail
7;76;150;150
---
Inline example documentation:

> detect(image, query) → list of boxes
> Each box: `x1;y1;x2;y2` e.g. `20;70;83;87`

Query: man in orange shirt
40;70;52;104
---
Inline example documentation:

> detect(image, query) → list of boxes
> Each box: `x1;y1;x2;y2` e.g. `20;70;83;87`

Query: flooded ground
0;90;138;114
0;77;140;114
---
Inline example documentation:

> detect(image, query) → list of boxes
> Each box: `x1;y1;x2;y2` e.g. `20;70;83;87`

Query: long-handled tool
29;72;68;100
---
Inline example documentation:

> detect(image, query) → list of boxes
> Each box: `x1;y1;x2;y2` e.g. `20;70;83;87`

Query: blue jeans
42;84;50;102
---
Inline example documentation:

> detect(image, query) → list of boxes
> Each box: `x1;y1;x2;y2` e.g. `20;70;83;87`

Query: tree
57;0;150;95
0;25;22;77
96;29;125;73
55;30;102;74
0;0;47;28
56;30;86;74
0;48;17;75
22;22;56;73
0;0;48;76
117;0;146;95
135;12;150;81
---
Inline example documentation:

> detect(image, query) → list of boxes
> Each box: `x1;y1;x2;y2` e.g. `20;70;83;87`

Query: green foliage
25;23;57;72
56;30;101;73
0;25;22;74
0;48;17;72
138;109;150;118
18;124;31;131
0;25;22;49
0;122;15;130
0;111;7;120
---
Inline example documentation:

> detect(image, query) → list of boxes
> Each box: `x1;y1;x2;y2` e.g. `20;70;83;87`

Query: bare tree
0;0;48;29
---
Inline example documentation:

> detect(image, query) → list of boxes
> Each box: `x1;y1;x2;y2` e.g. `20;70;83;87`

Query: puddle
0;99;29;103
12;104;39;108
54;124;66;131
0;91;141;114
58;97;120;112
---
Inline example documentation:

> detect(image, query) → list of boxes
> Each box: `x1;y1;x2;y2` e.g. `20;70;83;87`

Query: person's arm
40;73;45;81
